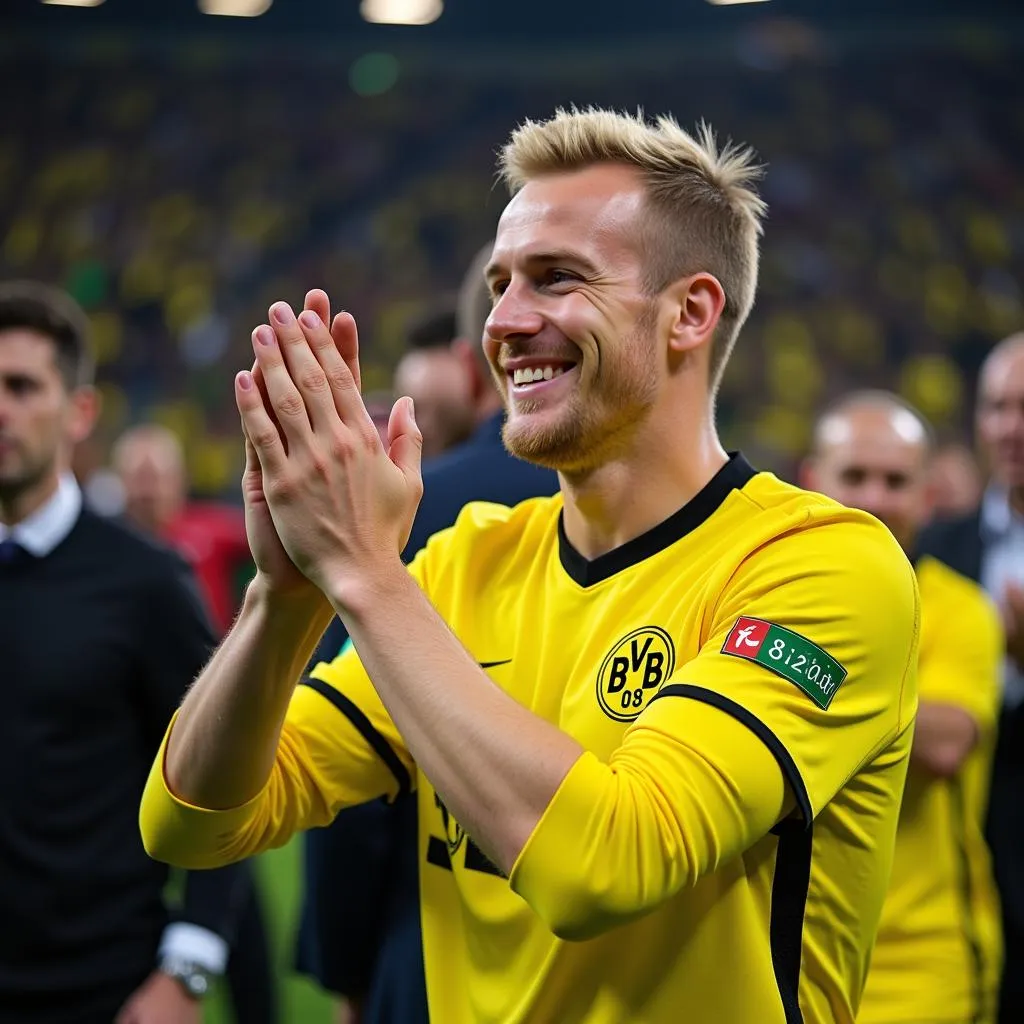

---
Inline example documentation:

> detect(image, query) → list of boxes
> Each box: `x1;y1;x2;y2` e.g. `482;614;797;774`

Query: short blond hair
499;107;766;389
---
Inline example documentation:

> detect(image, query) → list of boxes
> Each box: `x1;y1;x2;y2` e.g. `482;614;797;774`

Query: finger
264;302;338;436
298;308;376;435
387;396;424;486
250;360;287;451
236;368;287;475
331;310;362;393
304;288;331;327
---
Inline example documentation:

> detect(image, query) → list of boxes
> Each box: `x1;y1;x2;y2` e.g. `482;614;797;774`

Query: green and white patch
722;616;847;710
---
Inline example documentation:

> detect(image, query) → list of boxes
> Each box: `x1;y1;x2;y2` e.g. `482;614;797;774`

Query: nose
485;280;545;345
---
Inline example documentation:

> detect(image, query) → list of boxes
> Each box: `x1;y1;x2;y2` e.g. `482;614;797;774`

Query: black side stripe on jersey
652;683;812;1024
950;776;986;1024
651;684;813;826
299;676;411;796
770;819;813;1024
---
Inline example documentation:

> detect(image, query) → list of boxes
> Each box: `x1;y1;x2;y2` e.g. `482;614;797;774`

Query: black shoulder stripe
299;676;411;796
770;819;812;1023
652;683;813;827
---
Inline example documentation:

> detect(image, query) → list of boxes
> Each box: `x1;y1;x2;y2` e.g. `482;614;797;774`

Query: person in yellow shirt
803;390;1002;1024
139;109;920;1023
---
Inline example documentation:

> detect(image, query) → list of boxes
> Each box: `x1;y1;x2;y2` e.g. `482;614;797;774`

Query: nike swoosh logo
479;660;512;669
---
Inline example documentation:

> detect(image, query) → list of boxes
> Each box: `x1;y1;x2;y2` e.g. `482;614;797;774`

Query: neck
1008;485;1024;518
0;470;62;528
559;404;727;561
475;391;504;426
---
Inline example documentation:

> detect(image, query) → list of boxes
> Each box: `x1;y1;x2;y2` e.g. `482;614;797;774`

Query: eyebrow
484;249;601;284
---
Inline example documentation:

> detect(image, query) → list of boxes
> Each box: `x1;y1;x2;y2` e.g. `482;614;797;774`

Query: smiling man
803;391;1002;1024
140;109;920;1024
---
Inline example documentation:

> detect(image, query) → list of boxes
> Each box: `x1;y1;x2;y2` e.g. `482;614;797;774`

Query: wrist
159;955;213;1001
326;558;411;623
246;571;331;625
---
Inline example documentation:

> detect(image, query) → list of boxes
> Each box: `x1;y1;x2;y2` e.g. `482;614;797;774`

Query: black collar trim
557;452;759;587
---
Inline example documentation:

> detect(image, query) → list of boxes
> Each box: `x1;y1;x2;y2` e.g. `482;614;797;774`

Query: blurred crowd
0;27;1021;494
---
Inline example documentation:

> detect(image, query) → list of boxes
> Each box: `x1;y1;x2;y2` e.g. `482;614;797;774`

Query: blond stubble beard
501;310;661;474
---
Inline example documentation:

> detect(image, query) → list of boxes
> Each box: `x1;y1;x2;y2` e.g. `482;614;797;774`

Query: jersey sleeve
654;516;920;822
918;569;1002;731
510;517;920;938
140;547;440;868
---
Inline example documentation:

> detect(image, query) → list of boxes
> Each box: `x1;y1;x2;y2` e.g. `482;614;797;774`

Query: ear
450;336;486;399
665;273;727;357
798;457;819;491
919;462;940;522
67;385;101;446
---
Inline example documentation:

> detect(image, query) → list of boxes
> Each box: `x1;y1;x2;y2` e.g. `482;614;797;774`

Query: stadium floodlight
41;0;105;7
360;0;443;26
198;0;272;15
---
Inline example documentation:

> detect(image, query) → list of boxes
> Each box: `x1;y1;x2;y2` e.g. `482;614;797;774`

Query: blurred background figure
392;305;475;458
113;424;253;636
364;390;397;448
111;422;277;1023
930;440;984;519
0;281;248;1024
112;423;186;536
921;332;1024;1024
804;391;1002;1024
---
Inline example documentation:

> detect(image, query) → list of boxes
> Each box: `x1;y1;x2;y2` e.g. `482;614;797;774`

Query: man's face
0;329;83;503
393;348;474;458
483;164;663;473
117;442;185;534
977;344;1024;491
805;407;931;553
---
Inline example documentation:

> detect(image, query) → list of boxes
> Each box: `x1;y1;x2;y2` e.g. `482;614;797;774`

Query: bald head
804;391;933;552
977;332;1024;495
112;424;187;535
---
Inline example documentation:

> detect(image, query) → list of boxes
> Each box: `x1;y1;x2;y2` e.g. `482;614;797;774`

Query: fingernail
254;325;275;347
299;310;320;329
238;370;253;391
272;302;294;325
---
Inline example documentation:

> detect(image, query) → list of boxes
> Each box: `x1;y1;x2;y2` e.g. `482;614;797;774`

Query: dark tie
0;538;29;566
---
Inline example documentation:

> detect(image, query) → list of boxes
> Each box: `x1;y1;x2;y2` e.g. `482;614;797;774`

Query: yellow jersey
859;555;1002;1024
141;455;920;1024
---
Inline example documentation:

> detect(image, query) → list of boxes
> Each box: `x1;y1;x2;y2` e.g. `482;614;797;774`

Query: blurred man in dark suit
0;280;248;1023
918;331;1024;1024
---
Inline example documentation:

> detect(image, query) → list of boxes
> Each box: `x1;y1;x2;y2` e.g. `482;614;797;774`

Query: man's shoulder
915;510;982;581
407;434;558;557
744;473;909;566
414;494;561;572
917;554;999;632
74;509;195;580
421;440;557;504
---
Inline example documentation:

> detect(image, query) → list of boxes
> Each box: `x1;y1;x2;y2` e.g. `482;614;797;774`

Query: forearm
337;566;584;873
911;701;979;778
165;576;334;809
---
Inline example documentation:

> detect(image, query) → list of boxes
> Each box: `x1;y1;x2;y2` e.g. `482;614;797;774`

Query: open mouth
506;359;578;395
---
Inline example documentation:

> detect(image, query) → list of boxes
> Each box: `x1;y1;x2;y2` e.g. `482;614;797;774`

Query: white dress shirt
980;485;1024;709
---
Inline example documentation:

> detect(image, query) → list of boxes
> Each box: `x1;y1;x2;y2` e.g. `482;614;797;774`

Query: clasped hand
234;290;423;603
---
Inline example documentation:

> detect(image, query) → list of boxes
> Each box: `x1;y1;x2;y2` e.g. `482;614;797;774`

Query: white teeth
512;365;568;386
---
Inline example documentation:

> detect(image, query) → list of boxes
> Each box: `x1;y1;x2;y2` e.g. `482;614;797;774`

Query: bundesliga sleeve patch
722;616;847;710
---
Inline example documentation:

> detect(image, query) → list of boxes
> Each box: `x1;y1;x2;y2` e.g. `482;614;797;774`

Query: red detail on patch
725;617;770;656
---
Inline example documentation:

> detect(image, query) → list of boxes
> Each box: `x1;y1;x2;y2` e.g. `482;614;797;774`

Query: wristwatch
159;956;213;1000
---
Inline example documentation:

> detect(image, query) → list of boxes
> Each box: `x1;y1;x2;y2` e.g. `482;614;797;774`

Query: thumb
387;396;423;482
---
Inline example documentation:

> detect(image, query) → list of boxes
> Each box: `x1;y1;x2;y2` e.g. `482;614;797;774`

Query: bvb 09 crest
596;626;676;722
